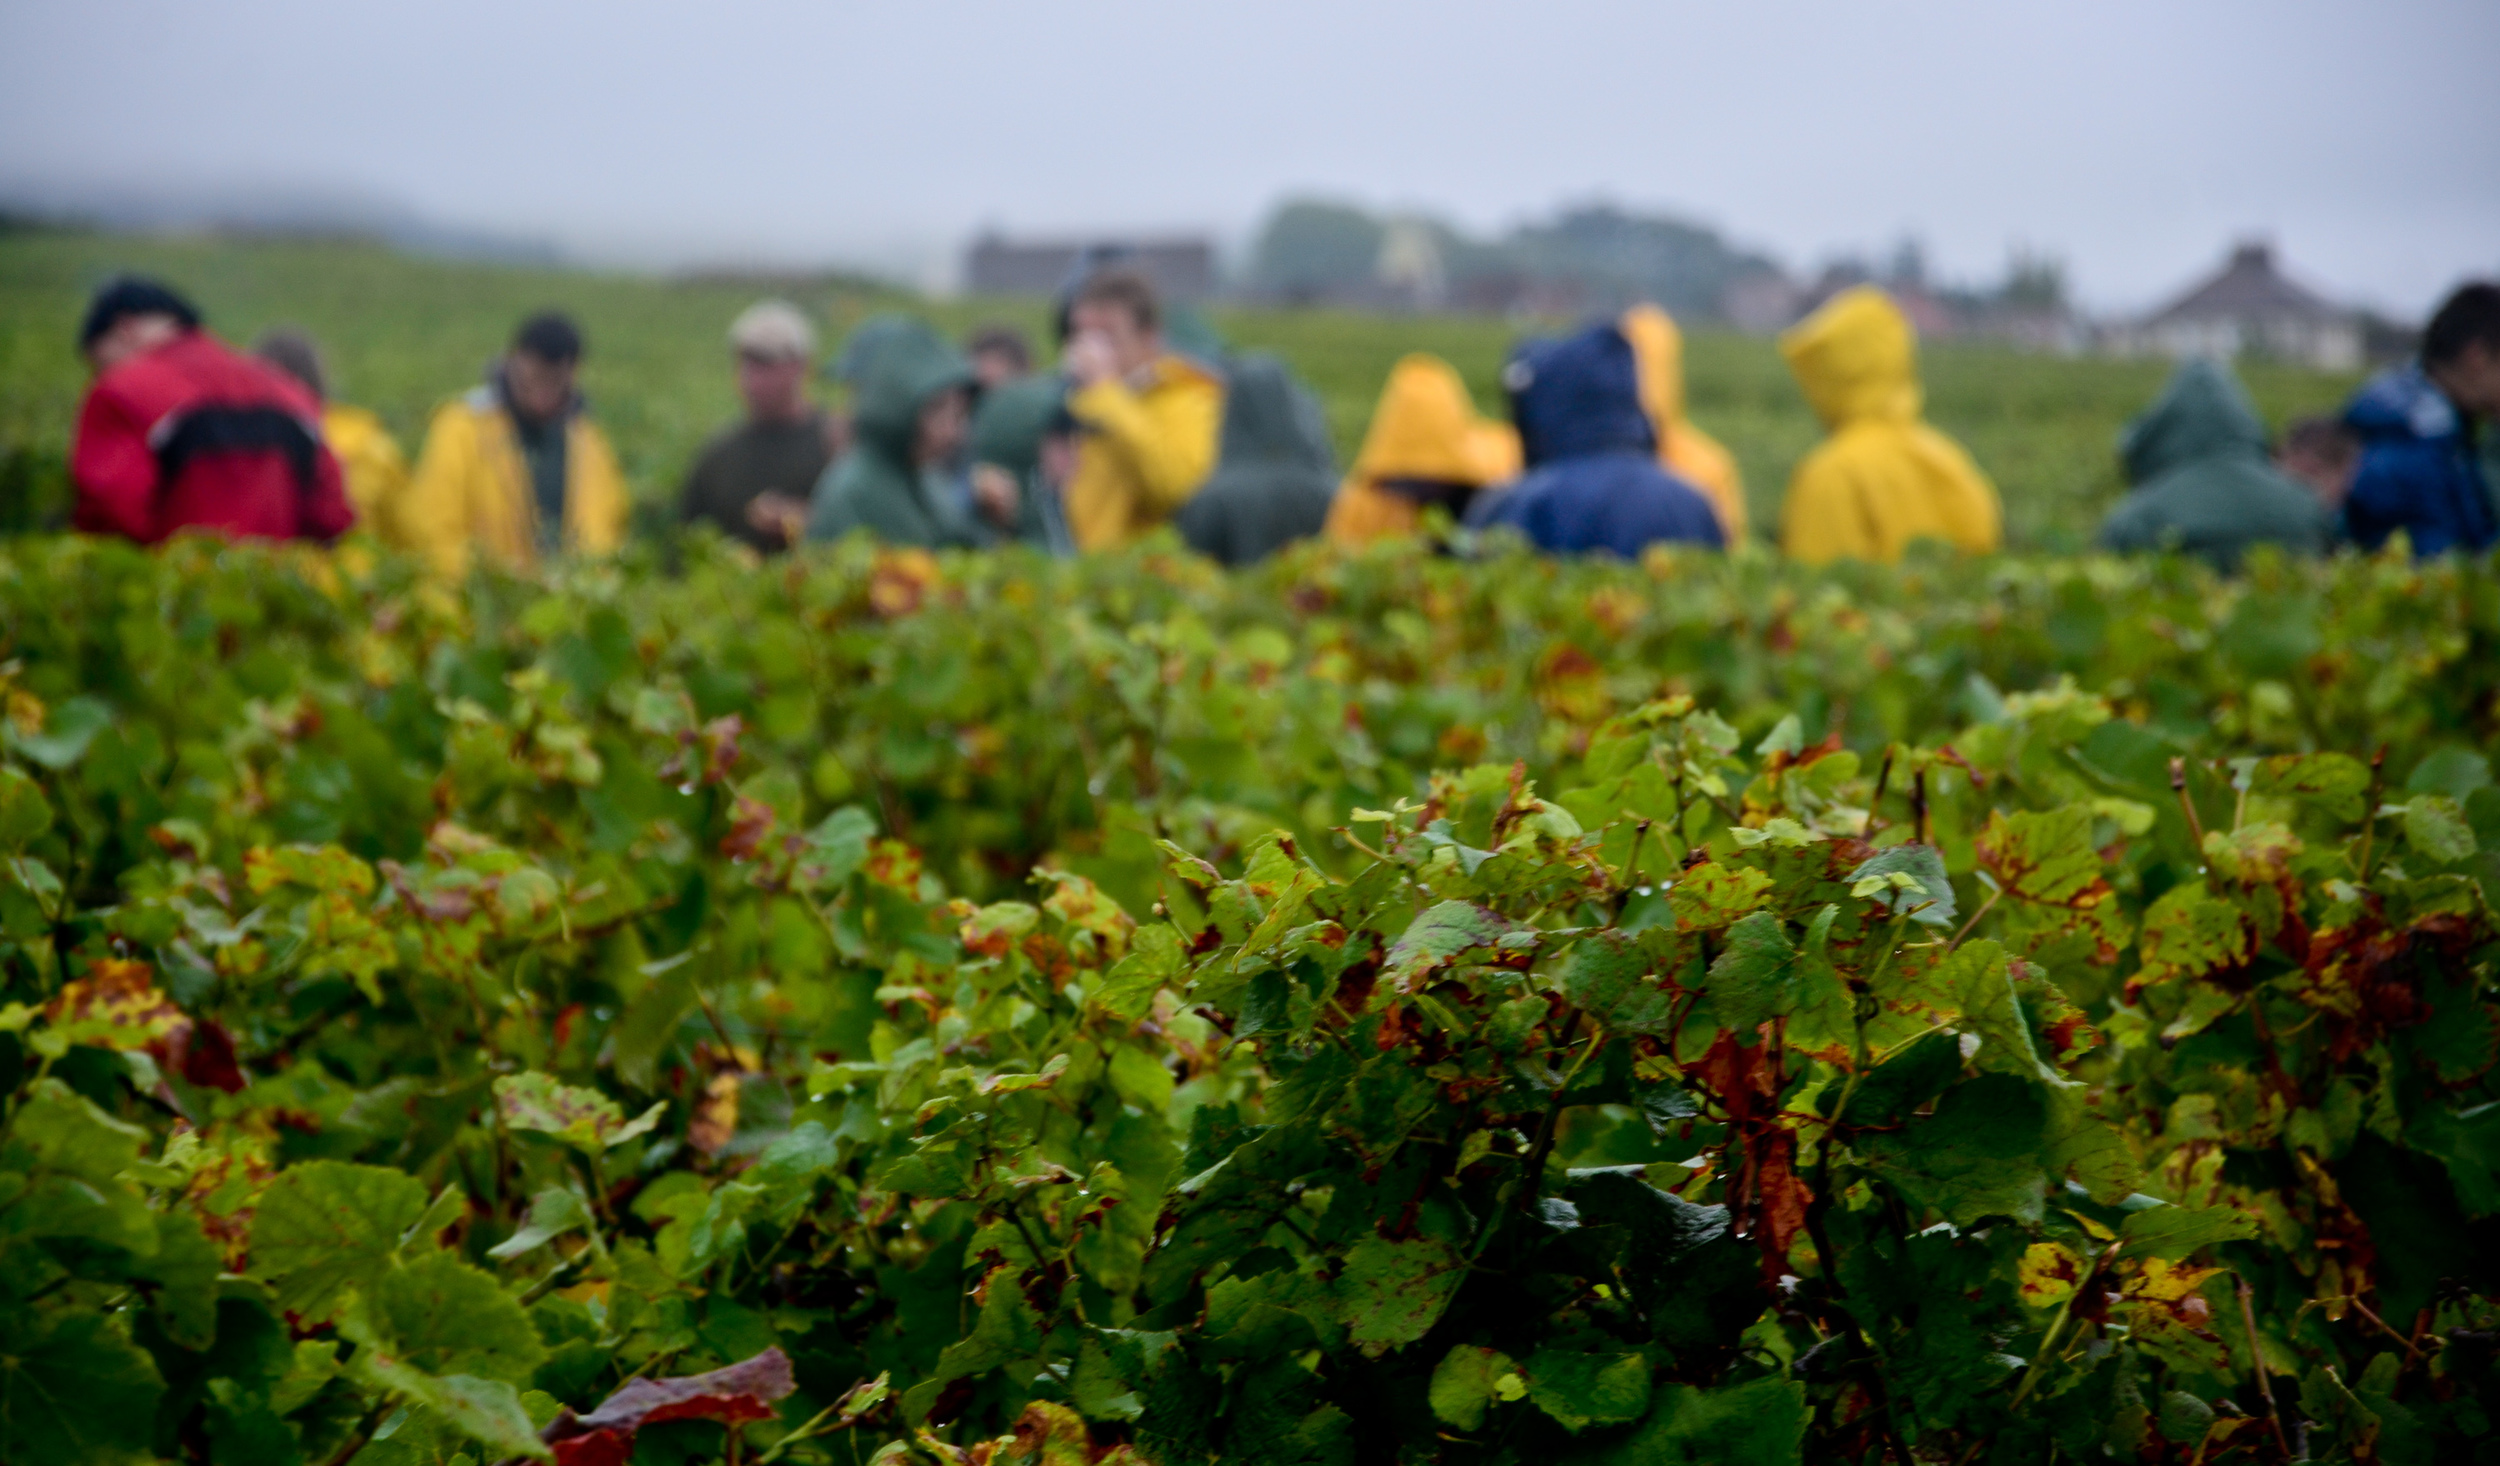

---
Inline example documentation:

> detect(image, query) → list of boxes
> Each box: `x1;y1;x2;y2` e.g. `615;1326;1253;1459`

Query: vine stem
2238;1276;2292;1458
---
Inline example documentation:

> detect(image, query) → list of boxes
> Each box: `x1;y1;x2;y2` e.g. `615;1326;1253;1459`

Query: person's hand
745;492;808;547
1062;330;1119;388
970;465;1020;530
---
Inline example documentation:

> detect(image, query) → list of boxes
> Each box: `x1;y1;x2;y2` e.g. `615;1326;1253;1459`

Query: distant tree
1247;201;1386;302
1999;249;2068;311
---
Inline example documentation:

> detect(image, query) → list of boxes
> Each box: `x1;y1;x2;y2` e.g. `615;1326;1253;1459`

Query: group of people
64;267;2500;578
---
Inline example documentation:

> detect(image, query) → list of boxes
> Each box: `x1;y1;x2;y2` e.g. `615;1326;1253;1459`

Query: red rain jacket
71;331;355;544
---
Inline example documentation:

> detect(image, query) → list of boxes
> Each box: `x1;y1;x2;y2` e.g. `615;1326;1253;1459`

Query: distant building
2121;242;2362;371
963;233;1215;301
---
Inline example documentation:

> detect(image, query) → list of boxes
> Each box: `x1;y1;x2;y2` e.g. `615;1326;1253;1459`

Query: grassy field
0;227;2364;550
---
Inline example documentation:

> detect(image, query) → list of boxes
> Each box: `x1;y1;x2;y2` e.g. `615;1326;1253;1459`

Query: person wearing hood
1777;286;2000;564
401;312;629;575
806;320;991;548
1620;304;1747;543
1058;269;1224;550
1324;354;1520;545
70;277;355;546
967;373;1072;552
2340;282;2500;558
250;327;409;543
1174;353;1338;566
1464;322;1723;558
2097;358;2331;570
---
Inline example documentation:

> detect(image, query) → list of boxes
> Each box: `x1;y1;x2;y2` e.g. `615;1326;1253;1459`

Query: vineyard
2;525;2496;1465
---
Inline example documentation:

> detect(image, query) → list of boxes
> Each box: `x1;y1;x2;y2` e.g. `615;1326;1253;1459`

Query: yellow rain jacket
401;388;630;575
1064;356;1224;551
322;405;409;542
1778;287;2000;565
1620;305;1747;544
1323;354;1522;545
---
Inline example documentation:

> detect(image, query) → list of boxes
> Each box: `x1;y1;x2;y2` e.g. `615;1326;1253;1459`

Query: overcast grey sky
4;0;2493;314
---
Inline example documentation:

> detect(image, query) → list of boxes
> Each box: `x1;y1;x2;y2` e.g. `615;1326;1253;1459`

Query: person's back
2097;358;2329;571
807;320;987;549
1620;304;1747;544
1777;286;2001;565
1466;323;1723;559
1325;355;1520;546
680;301;831;553
71;278;354;546
252;327;409;542
402;312;629;575
969;375;1072;551
1174;354;1338;566
2340;282;2500;558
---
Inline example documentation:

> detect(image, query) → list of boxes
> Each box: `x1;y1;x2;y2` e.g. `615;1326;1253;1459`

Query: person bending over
252;327;408;543
1465;322;1724;558
71;276;352;545
1777;286;2001;565
2096;358;2331;571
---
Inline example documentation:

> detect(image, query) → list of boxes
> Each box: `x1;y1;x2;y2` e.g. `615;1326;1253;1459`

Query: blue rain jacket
1466;323;1723;558
2342;365;2494;557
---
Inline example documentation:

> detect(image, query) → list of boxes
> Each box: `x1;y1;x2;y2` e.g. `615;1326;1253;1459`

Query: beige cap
728;299;817;362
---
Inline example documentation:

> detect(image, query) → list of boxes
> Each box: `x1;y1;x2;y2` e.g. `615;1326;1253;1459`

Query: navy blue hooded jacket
1465;324;1723;558
2342;365;2494;557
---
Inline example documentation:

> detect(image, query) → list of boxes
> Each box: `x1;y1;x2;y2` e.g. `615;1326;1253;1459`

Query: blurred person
1464;322;1723;557
1058;270;1224;550
1777;286;2001;564
678;300;831;552
968;373;1072;551
965;323;1035;390
1324;354;1519;545
2096;359;2331;571
806;319;995;547
401;312;628;575
70;276;354;545
2275;416;2362;519
1621;303;1748;543
251;327;409;541
1174;354;1338;566
2340;281;2500;557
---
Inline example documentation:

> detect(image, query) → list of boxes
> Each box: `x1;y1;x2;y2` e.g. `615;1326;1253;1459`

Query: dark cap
80;275;201;349
512;311;584;363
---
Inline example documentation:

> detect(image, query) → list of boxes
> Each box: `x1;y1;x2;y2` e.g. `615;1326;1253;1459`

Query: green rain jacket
969;374;1068;550
1174;353;1338;566
807;322;986;548
2098;358;2330;571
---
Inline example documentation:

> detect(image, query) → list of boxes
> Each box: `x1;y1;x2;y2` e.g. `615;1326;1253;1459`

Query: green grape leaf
1562;929;1672;1034
494;1072;665;1153
1427;1345;1519;1431
1619;1375;1809;1463
0;767;52;847
1382;901;1525;991
1857;1073;2050;1226
0;1304;165;1465
1706;911;1799;1032
1846;844;1957;927
1522;1346;1651;1432
2403;795;2477;865
248;1160;429;1322
1337;1236;1467;1358
363;1250;548;1383
2118;1201;2259;1261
